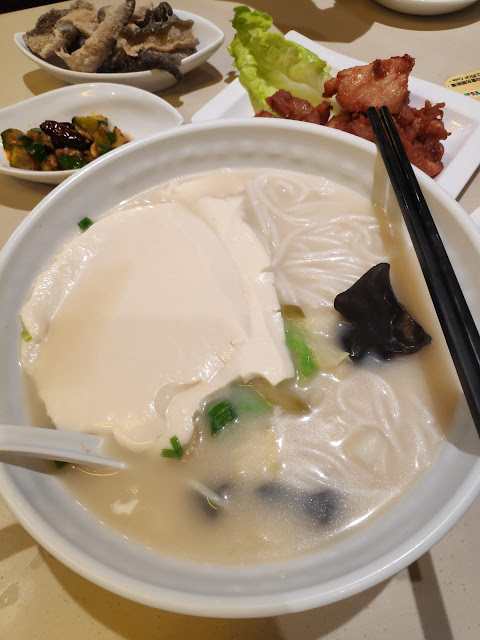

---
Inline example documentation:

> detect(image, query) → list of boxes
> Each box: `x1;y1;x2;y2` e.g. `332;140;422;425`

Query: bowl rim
1;118;479;618
13;9;225;81
374;0;478;14
378;0;477;3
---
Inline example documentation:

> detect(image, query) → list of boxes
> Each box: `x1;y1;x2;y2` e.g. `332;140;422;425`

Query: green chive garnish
208;400;237;435
170;436;183;456
161;436;184;459
161;448;179;458
21;328;32;342
78;216;93;231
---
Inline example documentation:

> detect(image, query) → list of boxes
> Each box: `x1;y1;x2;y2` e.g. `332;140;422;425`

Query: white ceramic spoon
0;425;124;468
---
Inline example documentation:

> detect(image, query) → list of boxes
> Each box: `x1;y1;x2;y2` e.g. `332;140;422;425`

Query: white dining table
0;1;479;638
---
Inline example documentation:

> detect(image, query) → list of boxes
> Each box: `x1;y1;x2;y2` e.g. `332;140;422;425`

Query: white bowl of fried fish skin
1;118;480;617
15;1;224;92
374;0;478;15
0;83;183;185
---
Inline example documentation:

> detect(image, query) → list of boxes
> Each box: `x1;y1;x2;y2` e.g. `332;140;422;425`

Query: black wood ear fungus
334;263;432;361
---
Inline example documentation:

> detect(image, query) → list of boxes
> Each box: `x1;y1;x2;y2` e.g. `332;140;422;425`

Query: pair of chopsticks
366;106;480;437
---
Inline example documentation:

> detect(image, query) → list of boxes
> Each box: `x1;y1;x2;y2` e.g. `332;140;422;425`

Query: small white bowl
14;10;224;92
0;119;479;617
0;83;183;184
374;0;478;15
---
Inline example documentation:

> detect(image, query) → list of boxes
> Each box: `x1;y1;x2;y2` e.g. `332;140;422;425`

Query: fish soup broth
28;169;459;564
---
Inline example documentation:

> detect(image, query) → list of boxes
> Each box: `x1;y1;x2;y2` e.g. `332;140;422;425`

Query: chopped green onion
208;400;237;435
161;435;184;459
170;435;183;456
21;327;32;342
161;448;179;458
78;216;93;231
54;460;67;469
106;131;116;144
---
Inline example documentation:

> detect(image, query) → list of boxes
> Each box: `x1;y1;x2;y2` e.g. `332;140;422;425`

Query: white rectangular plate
192;32;480;199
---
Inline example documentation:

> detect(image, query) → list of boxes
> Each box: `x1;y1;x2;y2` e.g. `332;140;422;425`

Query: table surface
0;1;479;638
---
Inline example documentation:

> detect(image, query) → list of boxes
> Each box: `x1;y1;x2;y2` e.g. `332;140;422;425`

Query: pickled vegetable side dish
1;116;129;171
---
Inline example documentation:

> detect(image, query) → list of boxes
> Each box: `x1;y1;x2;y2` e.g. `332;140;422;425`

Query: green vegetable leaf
249;377;309;413
280;304;306;320
228;6;332;112
208;400;238;435
232;383;272;414
284;318;319;380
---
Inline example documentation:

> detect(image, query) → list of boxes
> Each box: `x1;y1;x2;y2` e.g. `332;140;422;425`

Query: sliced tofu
21;195;293;452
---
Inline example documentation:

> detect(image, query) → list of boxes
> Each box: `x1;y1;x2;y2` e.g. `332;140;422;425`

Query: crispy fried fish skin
57;0;98;39
117;15;199;56
152;2;174;22
98;48;193;80
23;0;198;80
23;1;98;65
57;0;136;72
23;8;70;63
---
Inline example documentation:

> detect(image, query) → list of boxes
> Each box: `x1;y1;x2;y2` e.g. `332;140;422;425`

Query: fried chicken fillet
256;54;449;178
323;54;414;115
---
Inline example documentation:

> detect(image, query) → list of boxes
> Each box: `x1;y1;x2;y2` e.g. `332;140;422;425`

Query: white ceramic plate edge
192;33;480;200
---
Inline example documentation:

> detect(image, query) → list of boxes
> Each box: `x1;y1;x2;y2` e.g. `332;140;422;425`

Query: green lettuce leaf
228;6;332;112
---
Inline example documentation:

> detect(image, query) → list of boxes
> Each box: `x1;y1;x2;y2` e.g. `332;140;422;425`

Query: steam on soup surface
21;169;460;564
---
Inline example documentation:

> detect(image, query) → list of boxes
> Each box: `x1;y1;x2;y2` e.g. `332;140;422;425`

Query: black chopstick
366;106;480;437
